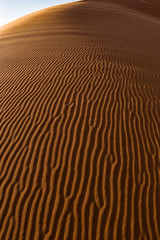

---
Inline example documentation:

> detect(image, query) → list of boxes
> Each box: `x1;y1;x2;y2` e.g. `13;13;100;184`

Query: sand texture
85;0;160;17
0;2;160;239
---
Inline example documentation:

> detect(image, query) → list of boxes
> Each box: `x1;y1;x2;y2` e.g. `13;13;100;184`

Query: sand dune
85;0;160;17
0;1;160;239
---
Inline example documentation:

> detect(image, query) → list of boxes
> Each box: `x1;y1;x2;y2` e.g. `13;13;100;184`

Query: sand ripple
0;2;160;239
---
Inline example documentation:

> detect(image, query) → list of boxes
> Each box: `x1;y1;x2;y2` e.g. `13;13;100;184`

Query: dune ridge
0;2;160;239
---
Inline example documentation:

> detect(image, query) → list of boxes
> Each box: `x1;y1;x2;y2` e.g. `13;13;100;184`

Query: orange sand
0;2;160;239
86;0;160;17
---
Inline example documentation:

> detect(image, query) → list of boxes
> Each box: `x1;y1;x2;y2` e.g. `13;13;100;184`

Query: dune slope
0;2;160;239
84;0;160;17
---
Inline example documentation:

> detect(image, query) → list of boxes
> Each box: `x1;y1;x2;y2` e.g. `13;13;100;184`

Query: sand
0;1;160;239
86;0;160;17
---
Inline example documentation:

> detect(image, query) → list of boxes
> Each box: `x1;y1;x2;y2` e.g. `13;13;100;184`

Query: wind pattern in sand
0;2;160;239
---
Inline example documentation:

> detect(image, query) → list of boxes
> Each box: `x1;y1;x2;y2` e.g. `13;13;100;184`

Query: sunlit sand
0;1;160;239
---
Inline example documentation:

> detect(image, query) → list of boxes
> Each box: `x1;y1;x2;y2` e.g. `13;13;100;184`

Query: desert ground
0;1;160;239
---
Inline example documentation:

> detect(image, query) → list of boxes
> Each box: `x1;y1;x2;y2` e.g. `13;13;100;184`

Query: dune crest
0;2;160;239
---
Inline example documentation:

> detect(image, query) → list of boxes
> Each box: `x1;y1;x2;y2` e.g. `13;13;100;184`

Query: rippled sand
1;2;160;239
